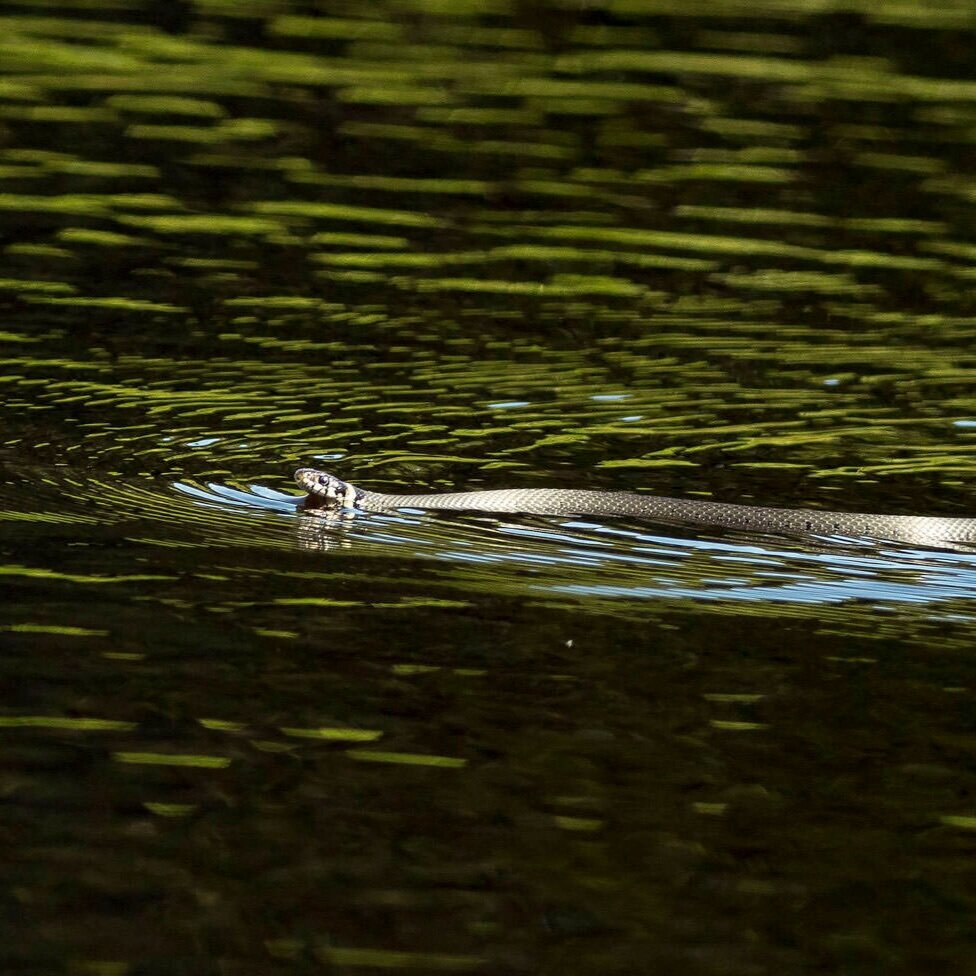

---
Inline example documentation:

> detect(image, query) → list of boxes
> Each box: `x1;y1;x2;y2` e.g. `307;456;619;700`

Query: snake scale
295;468;976;548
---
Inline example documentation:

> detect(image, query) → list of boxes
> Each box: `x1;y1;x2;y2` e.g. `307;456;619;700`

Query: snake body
295;468;976;548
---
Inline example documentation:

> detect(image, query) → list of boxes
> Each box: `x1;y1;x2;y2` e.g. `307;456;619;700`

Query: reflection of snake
295;468;976;548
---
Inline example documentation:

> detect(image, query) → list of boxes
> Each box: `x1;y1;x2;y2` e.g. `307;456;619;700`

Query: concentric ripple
295;502;976;628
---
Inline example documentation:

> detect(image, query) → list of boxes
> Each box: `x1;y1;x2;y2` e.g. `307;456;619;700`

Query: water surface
3;1;976;972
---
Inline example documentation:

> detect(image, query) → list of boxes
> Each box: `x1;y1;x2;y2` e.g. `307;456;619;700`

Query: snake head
294;468;363;508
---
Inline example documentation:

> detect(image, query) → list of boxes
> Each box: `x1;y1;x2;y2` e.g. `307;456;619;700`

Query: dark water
4;1;976;972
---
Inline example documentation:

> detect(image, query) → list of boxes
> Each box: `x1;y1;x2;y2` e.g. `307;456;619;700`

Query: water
3;2;976;972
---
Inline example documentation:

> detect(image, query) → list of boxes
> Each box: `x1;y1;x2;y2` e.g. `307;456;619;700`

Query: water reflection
15;469;976;618
174;479;301;513
277;486;976;612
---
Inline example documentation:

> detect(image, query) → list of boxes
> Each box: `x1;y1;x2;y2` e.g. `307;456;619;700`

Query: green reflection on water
113;751;232;768
346;749;467;768
0;716;132;729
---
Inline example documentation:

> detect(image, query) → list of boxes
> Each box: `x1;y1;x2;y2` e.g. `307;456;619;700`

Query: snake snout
295;468;359;509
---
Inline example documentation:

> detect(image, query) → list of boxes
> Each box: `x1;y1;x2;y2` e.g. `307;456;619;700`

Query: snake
294;467;976;548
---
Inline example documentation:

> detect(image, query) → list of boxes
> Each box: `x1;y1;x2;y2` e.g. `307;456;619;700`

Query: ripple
1;466;303;552
293;505;976;620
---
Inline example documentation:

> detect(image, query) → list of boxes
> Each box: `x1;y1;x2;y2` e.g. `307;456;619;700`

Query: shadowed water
3;1;976;973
